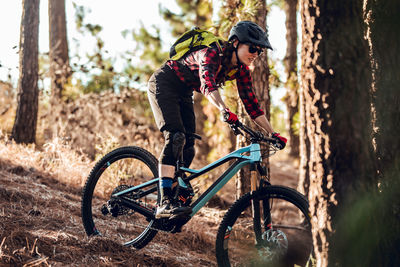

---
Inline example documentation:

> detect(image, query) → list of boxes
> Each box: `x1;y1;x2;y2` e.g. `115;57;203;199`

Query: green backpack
169;27;225;61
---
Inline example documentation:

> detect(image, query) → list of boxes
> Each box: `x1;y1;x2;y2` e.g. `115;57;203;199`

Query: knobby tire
81;146;159;248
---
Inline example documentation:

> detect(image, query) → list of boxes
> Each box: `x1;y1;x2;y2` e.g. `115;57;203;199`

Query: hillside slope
0;140;299;267
0;156;224;266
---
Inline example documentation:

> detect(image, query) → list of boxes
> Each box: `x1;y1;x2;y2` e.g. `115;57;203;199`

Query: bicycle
81;121;313;266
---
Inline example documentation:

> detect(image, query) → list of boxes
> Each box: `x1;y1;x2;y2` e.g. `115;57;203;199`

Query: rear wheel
81;146;159;248
216;186;313;267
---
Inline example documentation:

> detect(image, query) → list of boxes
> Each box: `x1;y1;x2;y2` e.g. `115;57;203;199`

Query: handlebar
229;120;277;145
222;111;284;149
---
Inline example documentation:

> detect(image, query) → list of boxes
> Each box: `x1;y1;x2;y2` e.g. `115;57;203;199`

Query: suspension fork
251;163;273;244
256;162;273;232
250;163;263;244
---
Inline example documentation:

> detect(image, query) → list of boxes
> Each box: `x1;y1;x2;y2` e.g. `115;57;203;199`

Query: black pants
147;63;196;167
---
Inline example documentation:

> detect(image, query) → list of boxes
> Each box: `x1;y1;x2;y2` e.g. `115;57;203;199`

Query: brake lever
269;137;283;149
273;142;283;149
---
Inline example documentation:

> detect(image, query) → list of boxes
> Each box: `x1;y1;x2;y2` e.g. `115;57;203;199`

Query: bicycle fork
250;163;272;245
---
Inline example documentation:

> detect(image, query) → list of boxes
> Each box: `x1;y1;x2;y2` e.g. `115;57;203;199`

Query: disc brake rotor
258;229;289;260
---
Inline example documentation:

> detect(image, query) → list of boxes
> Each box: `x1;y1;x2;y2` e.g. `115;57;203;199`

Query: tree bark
364;0;400;264
11;0;40;144
283;0;300;158
300;0;376;265
49;0;70;101
252;1;270;120
365;0;400;184
236;0;270;198
298;0;310;198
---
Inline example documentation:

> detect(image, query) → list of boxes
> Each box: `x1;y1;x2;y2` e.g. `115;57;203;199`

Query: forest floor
0;137;299;267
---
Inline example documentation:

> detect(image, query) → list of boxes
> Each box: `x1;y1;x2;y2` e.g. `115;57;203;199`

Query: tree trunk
11;0;40;144
283;0;300;158
300;1;376;265
365;0;400;186
236;0;270;199
298;0;310;198
364;0;400;264
298;82;310;197
49;0;70;101
252;1;270;120
235;103;252;199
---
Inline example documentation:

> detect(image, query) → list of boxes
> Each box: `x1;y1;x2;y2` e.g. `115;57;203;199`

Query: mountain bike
81;122;313;266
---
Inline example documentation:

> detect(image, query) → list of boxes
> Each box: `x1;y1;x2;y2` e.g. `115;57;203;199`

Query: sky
0;0;288;96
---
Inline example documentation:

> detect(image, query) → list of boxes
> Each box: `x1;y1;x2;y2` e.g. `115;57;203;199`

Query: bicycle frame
112;143;262;219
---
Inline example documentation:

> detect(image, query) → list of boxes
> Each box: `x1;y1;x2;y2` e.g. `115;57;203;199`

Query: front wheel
81;146;159;248
216;186;313;267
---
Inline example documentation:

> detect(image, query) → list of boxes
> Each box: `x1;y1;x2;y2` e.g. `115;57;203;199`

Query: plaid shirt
166;43;264;119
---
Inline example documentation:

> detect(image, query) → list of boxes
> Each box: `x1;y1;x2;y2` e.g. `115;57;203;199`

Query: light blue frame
113;143;262;218
187;143;261;216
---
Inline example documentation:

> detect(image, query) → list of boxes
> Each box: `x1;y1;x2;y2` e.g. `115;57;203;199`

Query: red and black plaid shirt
166;43;264;119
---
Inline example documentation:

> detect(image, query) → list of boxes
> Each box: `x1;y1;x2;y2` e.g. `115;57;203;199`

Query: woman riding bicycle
147;21;287;219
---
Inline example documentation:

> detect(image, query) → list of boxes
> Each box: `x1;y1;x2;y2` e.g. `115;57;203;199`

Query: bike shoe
155;198;192;219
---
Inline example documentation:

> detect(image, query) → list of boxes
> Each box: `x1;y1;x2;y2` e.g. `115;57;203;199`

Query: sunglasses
248;44;263;55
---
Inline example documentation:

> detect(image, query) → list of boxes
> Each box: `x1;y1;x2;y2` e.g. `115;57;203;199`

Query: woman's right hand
272;132;287;149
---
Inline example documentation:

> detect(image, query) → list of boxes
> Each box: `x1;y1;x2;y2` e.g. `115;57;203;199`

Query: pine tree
160;0;213;36
300;1;377;265
219;0;271;197
49;0;70;102
124;24;167;83
12;0;40;144
71;3;119;94
283;0;299;158
359;0;400;264
127;0;214;84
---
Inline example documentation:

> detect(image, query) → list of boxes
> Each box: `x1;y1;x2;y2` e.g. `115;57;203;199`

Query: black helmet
228;21;272;50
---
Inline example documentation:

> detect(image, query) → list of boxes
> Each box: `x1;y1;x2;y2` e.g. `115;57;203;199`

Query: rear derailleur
101;185;134;217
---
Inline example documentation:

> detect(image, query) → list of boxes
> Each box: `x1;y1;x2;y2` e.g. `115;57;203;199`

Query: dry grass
0;131;92;188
